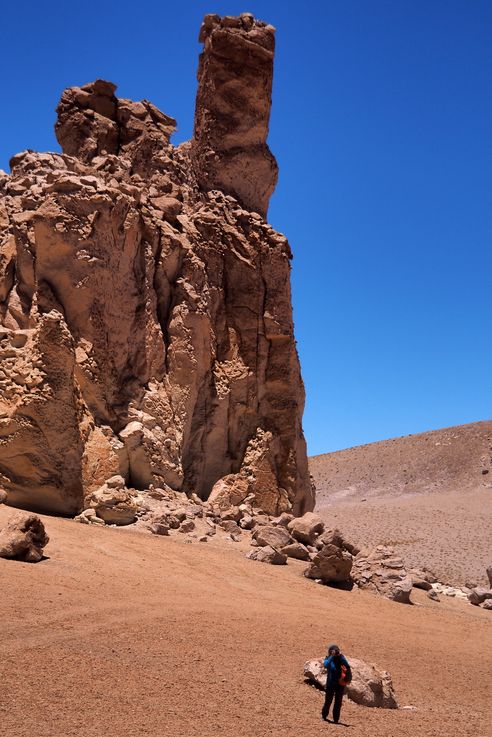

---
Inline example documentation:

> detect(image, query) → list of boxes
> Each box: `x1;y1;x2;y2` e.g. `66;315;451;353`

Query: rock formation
0;14;313;518
351;546;413;603
192;14;278;217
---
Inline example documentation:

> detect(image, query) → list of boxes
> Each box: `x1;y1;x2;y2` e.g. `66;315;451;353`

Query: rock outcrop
0;14;313;518
304;657;398;709
0;512;49;562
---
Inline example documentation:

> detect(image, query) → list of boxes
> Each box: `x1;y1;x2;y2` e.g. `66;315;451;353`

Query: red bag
339;664;350;686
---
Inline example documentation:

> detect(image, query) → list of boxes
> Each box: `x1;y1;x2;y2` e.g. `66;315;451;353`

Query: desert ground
310;422;492;586
1;505;490;737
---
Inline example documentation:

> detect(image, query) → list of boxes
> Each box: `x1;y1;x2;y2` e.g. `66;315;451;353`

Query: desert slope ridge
0;507;490;737
310;421;492;586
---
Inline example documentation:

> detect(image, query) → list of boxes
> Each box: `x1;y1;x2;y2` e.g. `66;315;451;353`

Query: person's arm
323;655;333;669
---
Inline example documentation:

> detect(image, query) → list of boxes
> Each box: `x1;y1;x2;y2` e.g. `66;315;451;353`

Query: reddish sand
310;422;492;585
1;507;490;737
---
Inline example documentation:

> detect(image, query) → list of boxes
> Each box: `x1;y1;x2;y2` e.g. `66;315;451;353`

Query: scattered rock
253;524;292;549
74;508;105;526
304;657;398;709
317;527;360;555
271;512;294;528
287;512;324;546
0;513;49;562
468;587;492;606
148;522;170;536
219;520;241;536
304;543;353;584
351;547;413;603
410;574;432;591
281;542;310;561
239;515;254;530
179;519;195;534
427;589;440;602
246;545;287;565
90;483;138;525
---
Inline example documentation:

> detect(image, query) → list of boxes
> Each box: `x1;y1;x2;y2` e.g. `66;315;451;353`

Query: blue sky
1;1;491;454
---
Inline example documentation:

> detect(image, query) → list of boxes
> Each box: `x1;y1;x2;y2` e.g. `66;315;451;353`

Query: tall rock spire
191;13;278;217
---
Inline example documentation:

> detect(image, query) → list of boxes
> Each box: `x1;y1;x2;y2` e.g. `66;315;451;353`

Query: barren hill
310;421;492;585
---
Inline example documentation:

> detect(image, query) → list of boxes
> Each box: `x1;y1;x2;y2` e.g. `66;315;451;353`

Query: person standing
321;644;352;723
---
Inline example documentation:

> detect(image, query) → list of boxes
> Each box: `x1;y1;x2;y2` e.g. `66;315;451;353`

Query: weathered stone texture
192;14;278;217
0;14;313;518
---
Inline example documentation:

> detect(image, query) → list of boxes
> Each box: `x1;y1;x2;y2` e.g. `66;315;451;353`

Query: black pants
322;683;345;722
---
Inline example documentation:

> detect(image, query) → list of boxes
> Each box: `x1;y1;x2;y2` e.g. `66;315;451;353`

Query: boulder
409;567;437;587
208;474;250;511
253;524;292;549
220;506;242;522
287;512;324;545
271;512;294;528
304;543;353;584
74;508;105;526
239;514;254;530
351;547;413;604
487;566;492;588
304;657;397;709
0;489;7;504
317;527;360;556
90;482;138;525
148;520;170;536
219;519;241;535
481;599;492;610
0;513;49;562
179;519;195;533
409;574;432;591
281;542;310;561
246;545;287;565
468;587;492;606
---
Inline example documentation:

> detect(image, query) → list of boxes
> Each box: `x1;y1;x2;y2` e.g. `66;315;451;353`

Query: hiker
321;643;352;723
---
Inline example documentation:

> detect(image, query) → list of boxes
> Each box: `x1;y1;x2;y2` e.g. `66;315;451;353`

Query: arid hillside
310;421;492;585
1;506;490;737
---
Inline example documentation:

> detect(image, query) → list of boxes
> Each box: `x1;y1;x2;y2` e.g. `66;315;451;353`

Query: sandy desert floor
1;507;490;737
314;487;492;586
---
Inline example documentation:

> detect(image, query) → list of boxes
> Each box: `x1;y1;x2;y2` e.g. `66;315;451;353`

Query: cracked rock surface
0;14;313;517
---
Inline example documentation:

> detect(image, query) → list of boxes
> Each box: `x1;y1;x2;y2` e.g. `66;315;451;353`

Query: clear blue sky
1;1;491;455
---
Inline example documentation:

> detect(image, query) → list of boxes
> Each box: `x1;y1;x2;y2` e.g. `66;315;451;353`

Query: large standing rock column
0;13;314;518
191;13;278;217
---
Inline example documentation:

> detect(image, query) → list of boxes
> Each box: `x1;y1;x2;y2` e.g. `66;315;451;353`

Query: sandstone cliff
0;13;313;517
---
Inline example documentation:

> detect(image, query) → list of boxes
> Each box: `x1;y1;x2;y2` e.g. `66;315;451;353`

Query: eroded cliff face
0;14;313;517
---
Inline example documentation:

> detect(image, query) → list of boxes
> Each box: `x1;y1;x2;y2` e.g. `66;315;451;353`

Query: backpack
339;663;350;686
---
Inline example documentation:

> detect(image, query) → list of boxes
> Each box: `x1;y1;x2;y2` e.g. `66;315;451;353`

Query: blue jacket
323;654;352;689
